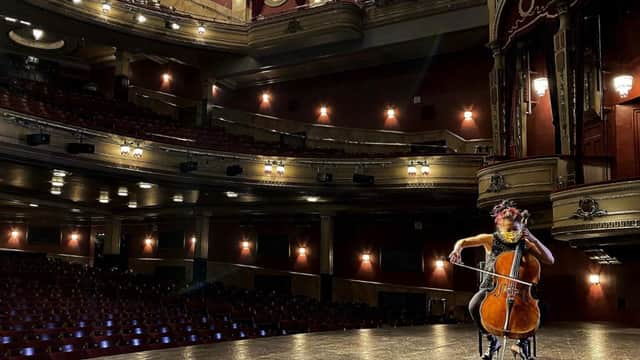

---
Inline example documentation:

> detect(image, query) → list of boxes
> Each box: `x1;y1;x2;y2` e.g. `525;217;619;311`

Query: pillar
320;215;334;303
102;217;124;269
114;50;132;101
193;213;211;282
488;41;506;156
553;1;575;156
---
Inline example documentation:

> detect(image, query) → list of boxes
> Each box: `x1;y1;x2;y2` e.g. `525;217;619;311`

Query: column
114;50;132;101
320;215;334;303
193;213;211;282
553;1;575;156
488;41;506;156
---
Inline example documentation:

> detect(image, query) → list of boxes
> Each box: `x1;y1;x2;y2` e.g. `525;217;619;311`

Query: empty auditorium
0;0;638;359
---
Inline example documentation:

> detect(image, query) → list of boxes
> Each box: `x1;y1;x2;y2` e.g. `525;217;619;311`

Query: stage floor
98;322;640;360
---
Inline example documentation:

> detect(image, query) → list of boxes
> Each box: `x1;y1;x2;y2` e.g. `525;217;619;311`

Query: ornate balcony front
477;157;572;208
551;180;640;243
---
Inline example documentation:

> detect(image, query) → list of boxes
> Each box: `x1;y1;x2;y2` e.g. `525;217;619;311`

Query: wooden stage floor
97;322;640;360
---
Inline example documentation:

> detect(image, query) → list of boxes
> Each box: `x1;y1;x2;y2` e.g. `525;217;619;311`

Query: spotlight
225;191;238;198
589;274;601;285
613;75;633;98
361;253;371;262
32;29;44;41
136;14;146;23
128;201;138;208
172;194;184;203
241;241;250;250
117;187;128;197
197;25;205;35
138;182;153;189
533;77;549;97
298;247;307;256
435;259;444;269
464;111;473;121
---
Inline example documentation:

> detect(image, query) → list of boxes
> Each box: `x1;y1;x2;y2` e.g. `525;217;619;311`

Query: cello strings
451;262;534;287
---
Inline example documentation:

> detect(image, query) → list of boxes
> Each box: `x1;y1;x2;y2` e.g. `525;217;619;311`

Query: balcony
551;179;640;243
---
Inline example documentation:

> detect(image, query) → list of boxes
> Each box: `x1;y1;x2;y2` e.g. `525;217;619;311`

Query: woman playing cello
448;201;554;360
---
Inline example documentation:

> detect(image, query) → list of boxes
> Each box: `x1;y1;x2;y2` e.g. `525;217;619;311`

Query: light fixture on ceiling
50;186;62;195
197;25;206;35
225;191;239;198
407;162;417;176
264;162;273;175
50;176;65;187
117;187;128;197
305;196;319;203
132;146;143;158
171;22;180;30
29;203;39;208
99;190;110;204
120;142;130;156
613;74;633;98
136;14;147;23
52;169;68;177
19;20;31;26
276;162;285;176
101;2;111;13
73;0;82;4
4;17;17;23
532;77;549;97
421;161;430;176
32;29;44;40
128;200;138;208
172;194;184;203
138;182;153;189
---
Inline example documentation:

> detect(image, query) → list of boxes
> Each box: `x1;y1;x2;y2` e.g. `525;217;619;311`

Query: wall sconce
138;182;153;189
162;73;172;83
50;186;62;195
305;196;319;203
50;176;65;187
261;92;271;103
172;194;184;203
361;253;371;262
241;240;250;250
10;229;20;239
588;273;601;285
533;77;549;97
463;111;473;121
297;246;307;256
435;259;445;269
613;75;633;98
191;236;197;244
319;106;328;117
70;232;80;242
386;107;396;119
144;237;154;247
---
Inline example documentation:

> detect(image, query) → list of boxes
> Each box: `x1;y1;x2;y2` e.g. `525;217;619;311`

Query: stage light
132;146;143;158
407;163;417;176
319;106;328;117
276;163;285;176
128;200;138;208
361;253;371;262
306;196;319;203
463;111;473;121
117;187;128;197
52;169;68;177
614;75;633;97
50;176;65;187
32;29;44;41
50;186;62;195
120;143;130;156
298;246;307;256
241;240;250;250
533;77;549;97
225;191;238;198
172;194;184;203
101;2;111;13
589;273;600;285
435;259;444;269
99;190;110;204
197;25;206;35
138;182;153;189
70;232;80;241
136;14;146;23
171;22;180;30
145;237;153;246
264;162;273;175
386;107;396;118
421;162;430;176
261;92;271;103
10;229;20;239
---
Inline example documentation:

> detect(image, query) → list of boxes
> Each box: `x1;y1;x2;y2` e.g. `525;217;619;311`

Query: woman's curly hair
491;200;529;225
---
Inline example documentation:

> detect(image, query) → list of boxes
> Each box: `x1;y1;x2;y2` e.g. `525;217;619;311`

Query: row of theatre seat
0;253;381;359
0;77;405;158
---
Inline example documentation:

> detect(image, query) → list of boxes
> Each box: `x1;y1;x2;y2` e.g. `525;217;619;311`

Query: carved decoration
487;174;508;193
571;197;607;220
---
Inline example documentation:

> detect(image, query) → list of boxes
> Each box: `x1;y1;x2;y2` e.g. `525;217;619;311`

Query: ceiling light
50;176;65;187
52;169;68;177
276;162;285;176
117;187;128;197
138;182;153;189
101;2;111;13
407;163;417;176
128;200;138;208
120;143;130;155
19;20;31;26
225;191;238;198
50;186;62;195
99;190;110;204
421;162;430;176
136;14;147;23
264;162;273;175
306;196;319;203
533;77;549;97
29;203;39;208
172;194;184;203
32;29;44;40
171;22;180;30
4;17;17;23
73;0;82;4
197;25;205;35
613;75;633;98
132;146;143;158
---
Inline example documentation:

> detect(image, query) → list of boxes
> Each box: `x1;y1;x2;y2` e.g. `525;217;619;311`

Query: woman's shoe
481;335;502;360
510;339;534;360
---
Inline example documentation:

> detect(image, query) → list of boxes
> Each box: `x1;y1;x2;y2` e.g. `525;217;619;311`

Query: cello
453;211;541;359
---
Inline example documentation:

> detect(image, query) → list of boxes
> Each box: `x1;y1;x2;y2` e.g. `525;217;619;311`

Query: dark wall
0;222;90;256
220;47;492;138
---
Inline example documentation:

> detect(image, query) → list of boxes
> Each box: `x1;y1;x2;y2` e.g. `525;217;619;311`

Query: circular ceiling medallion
264;0;288;7
8;29;65;50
